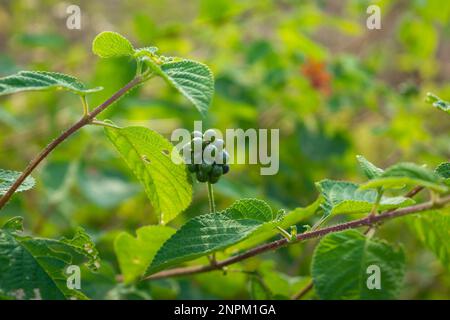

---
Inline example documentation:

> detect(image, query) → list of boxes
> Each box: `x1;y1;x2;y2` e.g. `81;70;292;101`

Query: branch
0;76;142;210
144;194;450;280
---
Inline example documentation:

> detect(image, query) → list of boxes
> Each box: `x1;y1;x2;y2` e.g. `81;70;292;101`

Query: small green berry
211;164;223;177
199;163;213;174
196;170;208;182
208;174;220;184
222;164;230;174
187;164;197;173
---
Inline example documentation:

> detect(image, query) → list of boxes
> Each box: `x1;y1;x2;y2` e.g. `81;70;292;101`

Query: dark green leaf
147;199;273;275
312;230;405;299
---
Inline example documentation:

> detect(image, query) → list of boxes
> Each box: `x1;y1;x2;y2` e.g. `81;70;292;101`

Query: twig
0;76;142;210
291;280;314;300
144;195;450;280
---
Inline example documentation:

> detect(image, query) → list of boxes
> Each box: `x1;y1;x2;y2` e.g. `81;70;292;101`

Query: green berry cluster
181;129;230;184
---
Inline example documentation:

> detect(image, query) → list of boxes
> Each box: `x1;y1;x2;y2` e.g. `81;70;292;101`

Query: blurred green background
0;0;449;299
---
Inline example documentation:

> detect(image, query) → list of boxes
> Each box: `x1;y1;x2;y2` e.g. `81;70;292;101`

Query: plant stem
369;188;383;216
80;95;89;116
144;195;450;280
291;280;314;300
0;76;142;210
207;182;216;213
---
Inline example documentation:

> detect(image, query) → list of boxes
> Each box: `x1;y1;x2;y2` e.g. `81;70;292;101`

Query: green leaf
356;155;384;179
114;226;176;284
0;218;99;300
92;31;134;58
361;162;448;193
60;227;101;271
145;58;214;116
435;162;450;185
228;198;321;251
316;180;415;217
0;169;35;196
147;199;273;275
408;208;450;272
105;126;192;224
0;71;102;96
312;230;405;300
426;92;450;114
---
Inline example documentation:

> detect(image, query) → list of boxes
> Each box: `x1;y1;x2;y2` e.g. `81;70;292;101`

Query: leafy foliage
0;169;35;196
0;2;449;300
356;155;384;180
408;209;450;272
316;180;414;217
148;199;273;274
92;31;135;58
0;217;98;300
0;71;102;96
115;225;175;283
435;162;450;185
145;58;214;116
105;126;192;224
361;163;448;193
312;230;405;299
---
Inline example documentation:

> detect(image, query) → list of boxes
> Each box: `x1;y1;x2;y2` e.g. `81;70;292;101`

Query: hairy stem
144;194;450;280
0;76;142;210
207;182;216;213
291;280;314;300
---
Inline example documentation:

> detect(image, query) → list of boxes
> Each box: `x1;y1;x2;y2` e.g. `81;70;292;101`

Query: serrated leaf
435;162;450;185
0;71;102;96
426;92;450;114
228;198;321;252
114;226;175;284
145;58;214;115
147;199;273;275
316;180;415;217
361;162;448;193
408;208;450;272
60;227;100;271
312;230;405;300
0;169;35;196
92;31;134;58
0;218;99;300
356;155;384;179
105;126;192;224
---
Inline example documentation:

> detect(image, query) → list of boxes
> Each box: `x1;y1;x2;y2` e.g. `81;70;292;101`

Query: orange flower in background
301;59;332;95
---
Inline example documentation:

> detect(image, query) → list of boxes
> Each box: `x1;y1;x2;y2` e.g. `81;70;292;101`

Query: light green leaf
435;162;450;185
0;218;99;300
105;126;192;224
426;92;450;114
408;208;450;272
228;198;320;252
0;169;35;196
0;71;102;96
114;226;176;284
316;180;415;217
312;230;405;300
92;31;134;58
145;58;214;116
361;162;448;193
147;199;273;275
356;155;384;179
